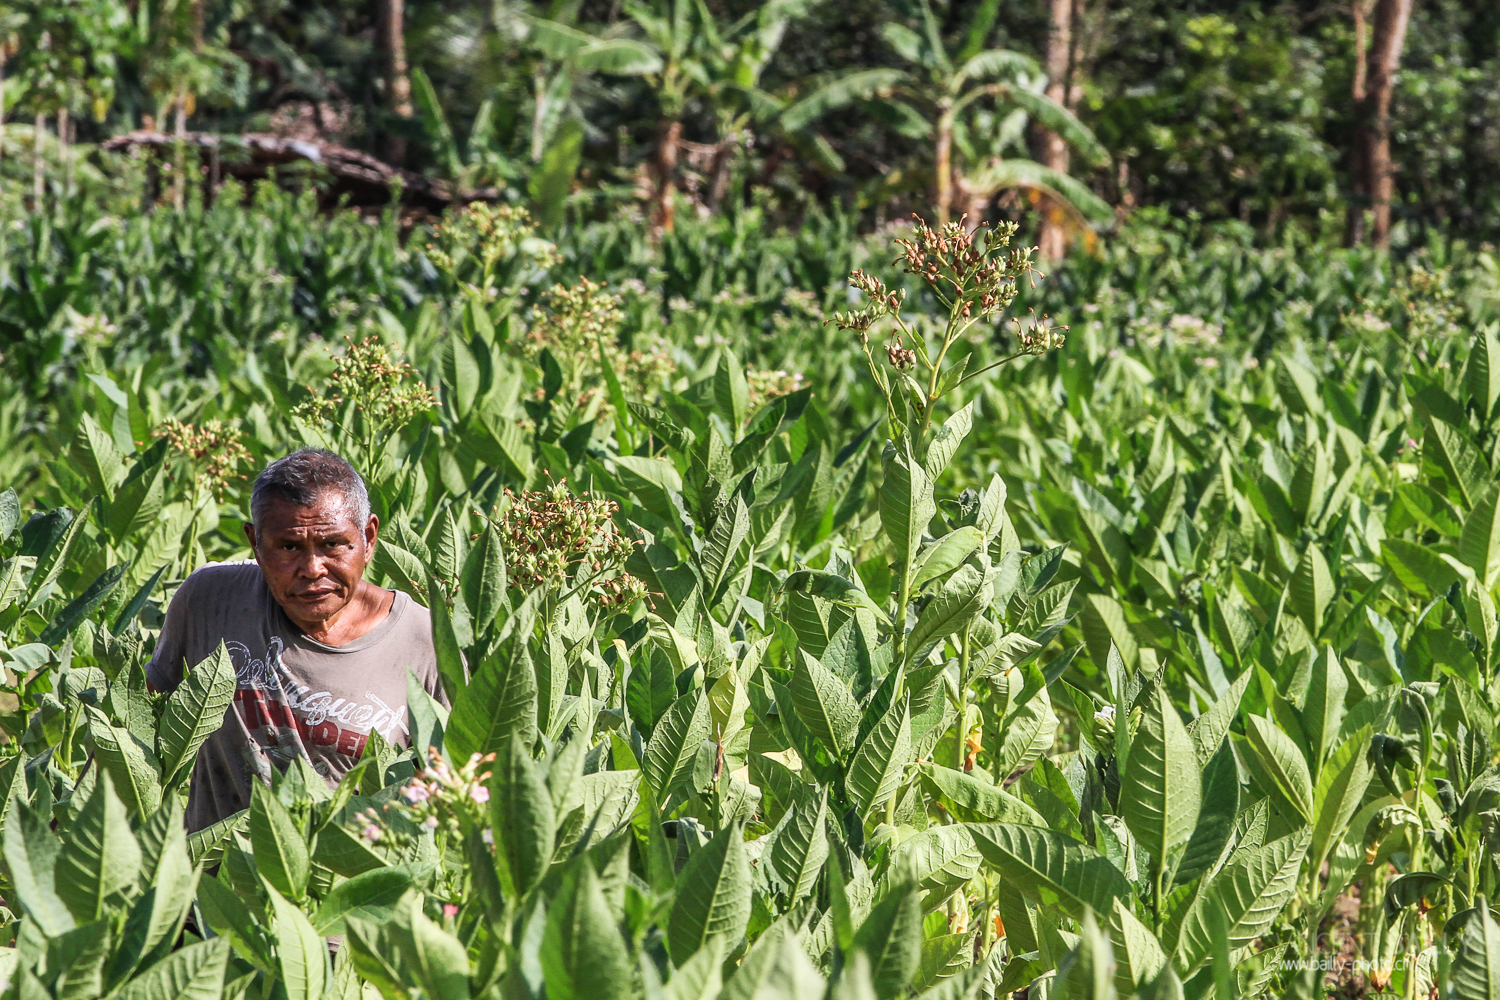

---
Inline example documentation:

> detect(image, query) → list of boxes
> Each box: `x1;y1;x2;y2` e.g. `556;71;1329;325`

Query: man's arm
144;575;197;694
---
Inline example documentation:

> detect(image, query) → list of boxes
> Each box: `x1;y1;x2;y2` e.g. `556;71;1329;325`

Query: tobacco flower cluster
153;418;252;498
746;369;808;408
425;203;559;282
827;269;905;342
895;216;1040;320
357;749;496;844
1011;311;1068;356
292;336;435;434
490;479;649;609
523;279;676;406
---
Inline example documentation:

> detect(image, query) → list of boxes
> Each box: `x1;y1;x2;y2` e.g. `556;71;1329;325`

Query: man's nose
297;552;327;577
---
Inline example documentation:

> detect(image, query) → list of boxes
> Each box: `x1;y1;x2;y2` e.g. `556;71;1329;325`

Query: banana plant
779;0;1109;226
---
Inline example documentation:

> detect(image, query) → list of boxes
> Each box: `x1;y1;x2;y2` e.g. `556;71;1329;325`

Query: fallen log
99;131;501;212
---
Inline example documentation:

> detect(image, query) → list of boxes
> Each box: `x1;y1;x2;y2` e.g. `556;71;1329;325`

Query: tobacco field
2;190;1500;1000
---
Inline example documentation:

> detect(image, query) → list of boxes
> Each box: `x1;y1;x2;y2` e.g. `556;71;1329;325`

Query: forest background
2;0;1497;250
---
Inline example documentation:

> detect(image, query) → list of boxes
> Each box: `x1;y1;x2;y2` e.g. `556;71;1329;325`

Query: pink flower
362;825;382;842
443;904;459;920
403;784;430;804
423;815;439;831
469;785;490;804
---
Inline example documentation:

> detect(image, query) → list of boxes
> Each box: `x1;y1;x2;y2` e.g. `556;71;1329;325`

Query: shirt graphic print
146;560;446;832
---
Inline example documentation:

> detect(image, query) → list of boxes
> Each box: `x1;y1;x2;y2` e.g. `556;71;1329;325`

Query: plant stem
954;622;972;771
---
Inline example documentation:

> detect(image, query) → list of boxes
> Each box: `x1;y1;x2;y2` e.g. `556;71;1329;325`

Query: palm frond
524;17;597;60
966;158;1114;225
779;69;909;132
574;38;663;75
994;84;1109;168
951;49;1041;92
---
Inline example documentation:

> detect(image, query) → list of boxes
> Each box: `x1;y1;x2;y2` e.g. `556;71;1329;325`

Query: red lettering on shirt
337;729;362;756
311;721;339;747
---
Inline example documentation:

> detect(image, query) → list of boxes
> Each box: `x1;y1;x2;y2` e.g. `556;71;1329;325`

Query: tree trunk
59;108;72;198
1345;0;1371;246
32;112;44;212
1036;0;1074;260
652;119;681;233
0;50;7;175
934;103;954;226
173;98;187;210
1355;0;1414;249
377;0;414;166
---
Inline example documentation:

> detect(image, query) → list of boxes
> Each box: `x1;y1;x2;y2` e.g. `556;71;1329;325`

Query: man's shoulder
180;560;264;598
390;591;434;640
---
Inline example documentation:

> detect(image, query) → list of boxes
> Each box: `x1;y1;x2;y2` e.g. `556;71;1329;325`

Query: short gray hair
250;448;371;534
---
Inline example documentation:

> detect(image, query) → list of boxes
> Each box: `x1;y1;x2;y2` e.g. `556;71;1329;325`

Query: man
147;448;446;832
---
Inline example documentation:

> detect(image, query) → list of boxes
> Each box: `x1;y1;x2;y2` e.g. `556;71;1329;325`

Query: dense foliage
3;188;1500;1000
3;0;1500;243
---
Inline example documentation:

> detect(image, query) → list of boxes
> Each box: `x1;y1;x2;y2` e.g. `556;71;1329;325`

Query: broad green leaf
1121;685;1201;864
701;496;751;600
1175;740;1238;886
265;880;328;1000
57;772;142;923
446;638;537;763
1469;325;1500;420
1173;829;1309;973
906;562;988;663
1425;415;1488;509
38;563;127;646
968;824;1129;920
768;788;828;902
643;690;712;800
1058;907;1116;1000
0;488;17;541
27;504;91;606
1462;485;1500;588
112;937;230;1000
914;762;1045;824
4;801;75;935
1300;647;1348;770
1309;726;1373;877
852;881;924;1000
1108;900;1167;991
1288;545;1332;638
789;650;860;758
719;925;825;1000
84;705;162;817
911;526;984;591
1244;713;1315;822
107;442;167;545
880;438;936;567
1185;667;1251;766
311;865;419;935
157;643;237;788
713;349;750;431
924;402;974;479
1382;538;1463;598
781;570;891;624
250;780;311;903
490;736;556;898
460;522;508;631
1450;898;1500;1000
991;665;1058;779
847;695;912;818
667;822;751;966
542;860;635;1000
895;824;983;906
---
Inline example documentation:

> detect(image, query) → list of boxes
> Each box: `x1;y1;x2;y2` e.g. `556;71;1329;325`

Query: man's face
244;493;378;628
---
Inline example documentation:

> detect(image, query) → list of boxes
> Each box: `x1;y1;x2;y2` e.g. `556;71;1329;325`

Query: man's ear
244;522;257;551
364;515;379;563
